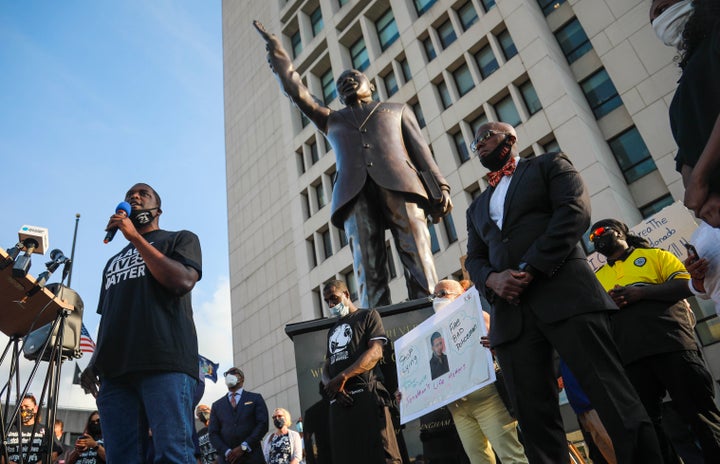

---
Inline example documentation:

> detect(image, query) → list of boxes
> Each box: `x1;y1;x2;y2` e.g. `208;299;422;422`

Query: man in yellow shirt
591;218;720;463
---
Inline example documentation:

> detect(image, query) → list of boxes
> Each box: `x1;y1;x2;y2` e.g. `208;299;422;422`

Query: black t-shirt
71;438;105;464
3;423;62;464
197;426;217;464
94;229;202;380
326;309;387;389
669;25;720;190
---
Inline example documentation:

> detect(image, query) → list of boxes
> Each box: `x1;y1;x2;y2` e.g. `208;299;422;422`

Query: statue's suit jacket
465;152;617;346
209;390;269;464
266;42;448;228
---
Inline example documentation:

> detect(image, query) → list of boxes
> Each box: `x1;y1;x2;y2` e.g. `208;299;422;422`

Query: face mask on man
479;135;514;172
296;421;303;433
225;374;238;388
652;0;694;48
330;301;350;318
433;298;452;313
593;232;623;257
129;207;159;227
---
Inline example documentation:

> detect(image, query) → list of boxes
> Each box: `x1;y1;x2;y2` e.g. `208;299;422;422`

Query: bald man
432;279;527;464
464;122;662;463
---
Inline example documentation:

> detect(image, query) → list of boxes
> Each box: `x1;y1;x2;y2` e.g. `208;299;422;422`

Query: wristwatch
241;442;249;452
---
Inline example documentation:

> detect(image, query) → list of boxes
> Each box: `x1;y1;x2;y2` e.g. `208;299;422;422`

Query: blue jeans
97;371;197;464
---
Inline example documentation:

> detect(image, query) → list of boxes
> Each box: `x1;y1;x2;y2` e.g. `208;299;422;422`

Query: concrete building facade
222;0;720;419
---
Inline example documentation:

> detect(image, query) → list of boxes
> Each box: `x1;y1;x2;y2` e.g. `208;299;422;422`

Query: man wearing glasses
464;122;662;463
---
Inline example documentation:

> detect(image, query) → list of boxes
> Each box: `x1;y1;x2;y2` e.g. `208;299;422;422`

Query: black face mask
479;135;513;172
130;207;159;227
198;412;211;423
273;417;286;429
87;423;102;437
594;233;623;256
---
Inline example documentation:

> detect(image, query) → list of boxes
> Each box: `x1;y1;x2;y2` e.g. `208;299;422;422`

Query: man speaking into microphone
81;183;202;464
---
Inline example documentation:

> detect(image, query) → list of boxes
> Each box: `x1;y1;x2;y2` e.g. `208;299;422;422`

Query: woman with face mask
650;0;720;219
67;411;105;464
262;408;302;464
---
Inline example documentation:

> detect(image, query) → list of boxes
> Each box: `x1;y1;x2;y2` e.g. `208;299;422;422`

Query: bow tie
487;157;517;187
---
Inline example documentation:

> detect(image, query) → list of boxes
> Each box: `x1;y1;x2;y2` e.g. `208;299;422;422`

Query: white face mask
330;301;349;318
433;297;452;313
225;374;238;388
652;0;694;48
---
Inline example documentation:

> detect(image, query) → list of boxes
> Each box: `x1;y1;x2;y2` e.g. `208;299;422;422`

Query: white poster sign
395;288;495;424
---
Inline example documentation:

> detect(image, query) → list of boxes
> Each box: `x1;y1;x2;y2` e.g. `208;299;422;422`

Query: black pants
625;350;720;464
494;307;662;464
343;179;436;309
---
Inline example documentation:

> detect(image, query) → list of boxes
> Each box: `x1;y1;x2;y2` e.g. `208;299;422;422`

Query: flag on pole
199;355;219;383
73;363;82;385
80;323;96;354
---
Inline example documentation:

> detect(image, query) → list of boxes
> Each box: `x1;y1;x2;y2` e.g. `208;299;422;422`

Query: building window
453;132;470;164
474;45;499;78
413;102;426;128
309;141;320;165
640;194;674;218
423;36;437;61
414;0;437;16
437;80;452;109
519;80;542;115
400;58;412;83
457;3;478;31
301;112;310;128
296;149;306;174
301;191;310;219
437;20;457;49
315;182;327;209
494;95;521;126
555;18;592;64
581;68;622;119
291;30;302;58
470;113;489;136
497;30;518;60
338;227;348;248
443;214;458;244
310;7;323;37
543;139;560;153
321;69;336;104
480;0;496;11
307;237;317;268
608;127;657;183
428;221;441;253
537;0;567;16
376;9;399;51
321;229;333;259
453;63;475;97
350;38;370;71
386;244;397;279
384;70;399;97
344;270;358;301
338;0;350;6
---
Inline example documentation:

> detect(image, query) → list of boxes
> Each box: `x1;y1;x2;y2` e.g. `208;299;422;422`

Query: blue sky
0;1;233;408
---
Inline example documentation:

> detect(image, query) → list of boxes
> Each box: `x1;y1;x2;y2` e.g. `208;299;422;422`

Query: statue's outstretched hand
253;20;271;42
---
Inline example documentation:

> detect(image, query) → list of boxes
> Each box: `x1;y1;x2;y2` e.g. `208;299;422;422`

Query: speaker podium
0;246;80;464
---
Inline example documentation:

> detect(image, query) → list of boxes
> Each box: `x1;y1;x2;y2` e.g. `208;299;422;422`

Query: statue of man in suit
464;121;663;463
254;21;453;308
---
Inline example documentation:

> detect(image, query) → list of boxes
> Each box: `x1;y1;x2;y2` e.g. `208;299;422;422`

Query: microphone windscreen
116;201;132;216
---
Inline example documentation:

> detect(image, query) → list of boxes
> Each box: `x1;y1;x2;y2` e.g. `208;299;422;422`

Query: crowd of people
5;1;719;463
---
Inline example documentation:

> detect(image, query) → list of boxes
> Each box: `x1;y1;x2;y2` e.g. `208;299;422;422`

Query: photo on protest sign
395;288;495;424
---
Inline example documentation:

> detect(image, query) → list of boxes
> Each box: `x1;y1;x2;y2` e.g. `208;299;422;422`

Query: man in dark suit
254;21;453;309
464;121;662;463
209;367;268;464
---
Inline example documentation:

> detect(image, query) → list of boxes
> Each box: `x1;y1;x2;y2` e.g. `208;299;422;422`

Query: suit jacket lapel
502;159;529;224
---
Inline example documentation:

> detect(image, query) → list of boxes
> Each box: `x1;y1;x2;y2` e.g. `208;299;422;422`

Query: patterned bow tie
487;157;517;187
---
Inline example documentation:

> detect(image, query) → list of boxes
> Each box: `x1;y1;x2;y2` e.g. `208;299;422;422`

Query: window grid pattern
437;19;457;49
608;127;658;183
581;68;622;119
351;38;370;71
376;9;399;51
457;3;478;31
555;18;592;64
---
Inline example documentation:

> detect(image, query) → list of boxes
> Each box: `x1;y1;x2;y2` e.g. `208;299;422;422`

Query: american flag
80;323;96;354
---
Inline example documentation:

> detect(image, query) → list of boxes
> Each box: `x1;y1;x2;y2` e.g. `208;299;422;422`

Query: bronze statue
254;21;452;308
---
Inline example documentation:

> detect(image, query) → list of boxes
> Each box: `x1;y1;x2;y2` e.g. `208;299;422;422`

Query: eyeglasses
432;289;459;299
589;226;614;242
470;130;510;153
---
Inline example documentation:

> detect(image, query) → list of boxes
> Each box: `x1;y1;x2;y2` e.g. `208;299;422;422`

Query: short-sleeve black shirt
326;309;387;389
94;229;202;380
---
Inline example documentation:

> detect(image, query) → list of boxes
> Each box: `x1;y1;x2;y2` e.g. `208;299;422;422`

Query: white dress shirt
489;156;520;230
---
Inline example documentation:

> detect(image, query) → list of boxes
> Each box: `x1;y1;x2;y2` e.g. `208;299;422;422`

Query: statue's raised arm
253;20;331;133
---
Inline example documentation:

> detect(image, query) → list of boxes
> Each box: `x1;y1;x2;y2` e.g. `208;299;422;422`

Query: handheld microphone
103;201;132;244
